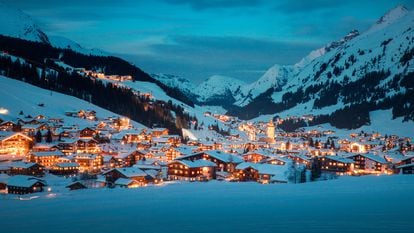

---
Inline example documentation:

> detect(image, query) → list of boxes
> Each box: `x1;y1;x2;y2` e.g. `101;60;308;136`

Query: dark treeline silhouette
230;70;414;131
0;35;194;107
0;55;197;136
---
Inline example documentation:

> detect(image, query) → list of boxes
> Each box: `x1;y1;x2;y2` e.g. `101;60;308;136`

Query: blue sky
6;0;414;83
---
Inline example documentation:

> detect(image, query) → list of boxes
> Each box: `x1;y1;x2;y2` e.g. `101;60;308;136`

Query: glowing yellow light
0;107;8;115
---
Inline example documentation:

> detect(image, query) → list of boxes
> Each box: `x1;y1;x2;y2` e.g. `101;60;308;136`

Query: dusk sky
6;0;414;83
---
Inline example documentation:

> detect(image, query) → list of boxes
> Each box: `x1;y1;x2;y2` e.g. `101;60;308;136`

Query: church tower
266;119;275;142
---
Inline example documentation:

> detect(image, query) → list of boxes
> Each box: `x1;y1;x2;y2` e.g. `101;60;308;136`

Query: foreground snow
1;175;413;233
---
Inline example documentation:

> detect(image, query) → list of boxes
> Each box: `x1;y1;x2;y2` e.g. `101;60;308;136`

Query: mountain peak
376;5;408;25
367;5;409;34
0;2;49;44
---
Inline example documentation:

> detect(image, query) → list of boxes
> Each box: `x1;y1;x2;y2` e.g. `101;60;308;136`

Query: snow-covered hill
195;75;246;104
229;5;414;129
0;75;144;129
49;36;106;56
0;2;49;43
0;2;106;57
151;73;197;98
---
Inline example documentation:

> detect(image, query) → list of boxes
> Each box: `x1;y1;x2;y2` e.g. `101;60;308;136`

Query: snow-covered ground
0;76;145;128
0;175;413;233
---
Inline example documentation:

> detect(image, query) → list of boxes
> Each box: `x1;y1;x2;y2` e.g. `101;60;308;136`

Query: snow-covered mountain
0;2;49;43
195;75;246;105
0;2;106;57
229;5;414;129
48;36;106;56
151;73;197;98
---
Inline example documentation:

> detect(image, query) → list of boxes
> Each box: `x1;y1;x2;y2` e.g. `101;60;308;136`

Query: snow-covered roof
9;161;39;169
172;159;216;168
7;175;46;188
325;156;354;164
349;153;388;164
114;178;136;186
55;162;79;168
177;150;243;164
31;151;64;157
104;167;147;178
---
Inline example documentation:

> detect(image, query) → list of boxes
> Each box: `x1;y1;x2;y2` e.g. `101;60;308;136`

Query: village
0;105;413;196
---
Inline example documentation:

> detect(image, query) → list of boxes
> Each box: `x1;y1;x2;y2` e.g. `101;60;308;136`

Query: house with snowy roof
167;159;216;181
0;131;33;157
9;161;44;176
234;162;289;184
103;167;153;186
347;153;390;174
176;150;243;172
6;175;47;195
314;156;355;175
28;150;65;168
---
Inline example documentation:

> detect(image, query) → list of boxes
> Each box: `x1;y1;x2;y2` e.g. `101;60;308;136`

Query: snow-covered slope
195;75;246;104
230;5;414;126
236;65;297;106
0;2;49;43
49;36;106;56
151;73;197;98
0;75;144;128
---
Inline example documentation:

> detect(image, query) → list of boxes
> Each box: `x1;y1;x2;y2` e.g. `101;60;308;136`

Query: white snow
49;36;107;56
0;175;413;233
0;75;145;128
0;2;49;43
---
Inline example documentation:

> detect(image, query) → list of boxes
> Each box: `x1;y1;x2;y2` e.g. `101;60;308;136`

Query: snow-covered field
1;175;413;233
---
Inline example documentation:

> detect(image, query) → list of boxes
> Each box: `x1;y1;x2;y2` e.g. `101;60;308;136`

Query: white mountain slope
231;5;414;124
49;36;106;56
236;29;361;107
0;75;145;129
151;73;197;97
272;5;413;107
195;75;246;103
0;2;49;43
0;3;106;57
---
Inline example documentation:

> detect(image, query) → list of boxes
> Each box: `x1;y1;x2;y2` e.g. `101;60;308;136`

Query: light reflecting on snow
1;175;413;233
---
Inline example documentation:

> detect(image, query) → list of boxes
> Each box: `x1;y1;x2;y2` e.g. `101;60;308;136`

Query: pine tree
35;130;42;143
46;129;53;143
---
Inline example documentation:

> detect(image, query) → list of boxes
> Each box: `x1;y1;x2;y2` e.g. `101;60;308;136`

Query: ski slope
0;76;144;128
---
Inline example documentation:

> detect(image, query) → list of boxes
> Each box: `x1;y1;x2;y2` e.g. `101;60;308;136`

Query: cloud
116;35;321;82
274;0;345;13
161;0;263;10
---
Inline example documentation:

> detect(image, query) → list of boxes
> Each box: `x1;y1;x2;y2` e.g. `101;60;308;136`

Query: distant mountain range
154;5;414;129
0;2;413;132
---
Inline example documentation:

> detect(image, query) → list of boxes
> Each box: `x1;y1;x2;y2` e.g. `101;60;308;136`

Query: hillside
228;5;414;130
0;75;145;129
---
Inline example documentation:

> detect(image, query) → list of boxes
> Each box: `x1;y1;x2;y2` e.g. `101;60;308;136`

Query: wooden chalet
76;138;100;153
315;156;354;175
9;162;44;176
176;150;243;173
396;156;414;174
79;127;97;138
347;153;390;174
7;175;47;195
103;167;151;186
150;128;169;137
50;162;80;176
74;154;103;172
28;150;65;168
234;162;289;184
66;181;87;190
0;121;19;131
57;139;77;154
167;159;216;181
0;132;33;156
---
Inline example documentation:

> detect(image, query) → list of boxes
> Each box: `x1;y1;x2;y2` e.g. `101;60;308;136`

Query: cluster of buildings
0;109;413;195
